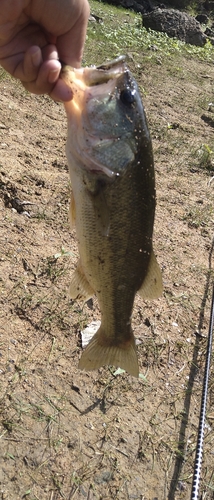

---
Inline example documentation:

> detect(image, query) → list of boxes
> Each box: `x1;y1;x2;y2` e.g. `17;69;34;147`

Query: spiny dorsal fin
138;250;162;300
69;260;94;302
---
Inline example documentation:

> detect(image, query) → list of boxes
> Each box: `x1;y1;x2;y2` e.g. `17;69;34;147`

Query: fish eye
120;88;136;106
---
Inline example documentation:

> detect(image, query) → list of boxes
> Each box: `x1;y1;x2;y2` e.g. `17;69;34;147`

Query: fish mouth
97;55;126;70
62;57;129;179
84;55;127;86
61;55;127;88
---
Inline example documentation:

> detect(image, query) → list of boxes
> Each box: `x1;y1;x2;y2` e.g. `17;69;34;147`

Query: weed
196;144;214;171
38;256;66;282
0;1;214;499
54;246;75;259
86;1;214;66
32;209;49;221
183;203;213;229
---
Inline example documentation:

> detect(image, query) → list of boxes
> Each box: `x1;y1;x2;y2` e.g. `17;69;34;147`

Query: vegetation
85;0;214;67
0;1;213;499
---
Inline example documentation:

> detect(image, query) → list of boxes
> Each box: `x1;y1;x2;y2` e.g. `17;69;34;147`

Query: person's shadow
168;236;214;499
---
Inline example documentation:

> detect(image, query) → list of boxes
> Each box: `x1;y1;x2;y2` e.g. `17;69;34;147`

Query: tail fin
78;326;139;378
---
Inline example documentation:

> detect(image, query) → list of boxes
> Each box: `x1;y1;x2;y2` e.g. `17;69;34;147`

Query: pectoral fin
69;191;76;231
138;250;163;300
84;176;110;237
69;261;94;302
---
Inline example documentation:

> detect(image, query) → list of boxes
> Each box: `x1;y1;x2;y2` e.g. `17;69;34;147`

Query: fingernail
48;69;60;84
31;49;42;67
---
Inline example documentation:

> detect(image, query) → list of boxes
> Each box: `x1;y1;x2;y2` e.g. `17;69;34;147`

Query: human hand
0;0;90;101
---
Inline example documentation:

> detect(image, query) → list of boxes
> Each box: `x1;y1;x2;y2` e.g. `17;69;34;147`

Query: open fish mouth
60;56;128;119
61;56;133;179
85;55;127;86
97;55;126;70
61;56;127;89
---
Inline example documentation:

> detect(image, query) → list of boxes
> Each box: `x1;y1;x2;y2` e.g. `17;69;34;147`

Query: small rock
89;13;103;23
94;470;112;484
81;321;101;348
177;480;186;491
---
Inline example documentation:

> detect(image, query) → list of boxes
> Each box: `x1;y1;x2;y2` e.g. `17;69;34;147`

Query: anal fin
69;260;94;302
138;249;163;300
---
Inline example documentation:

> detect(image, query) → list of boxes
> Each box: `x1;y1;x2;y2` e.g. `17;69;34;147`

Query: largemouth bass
61;56;162;377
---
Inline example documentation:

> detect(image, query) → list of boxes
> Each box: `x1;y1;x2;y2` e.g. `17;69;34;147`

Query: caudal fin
78;327;139;378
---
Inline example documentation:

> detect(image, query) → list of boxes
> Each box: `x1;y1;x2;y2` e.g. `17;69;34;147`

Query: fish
61;56;162;378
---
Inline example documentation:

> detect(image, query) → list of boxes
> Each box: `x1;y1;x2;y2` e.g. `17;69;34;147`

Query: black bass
61;57;162;377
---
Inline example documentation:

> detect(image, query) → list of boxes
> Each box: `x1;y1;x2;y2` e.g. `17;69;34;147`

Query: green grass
86;0;214;66
0;2;214;499
183;203;214;228
195;143;214;171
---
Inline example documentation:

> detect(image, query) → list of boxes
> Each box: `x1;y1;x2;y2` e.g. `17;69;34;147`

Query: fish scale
62;57;162;377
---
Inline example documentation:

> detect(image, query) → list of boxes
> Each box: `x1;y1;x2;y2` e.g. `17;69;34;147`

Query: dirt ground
0;43;214;500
